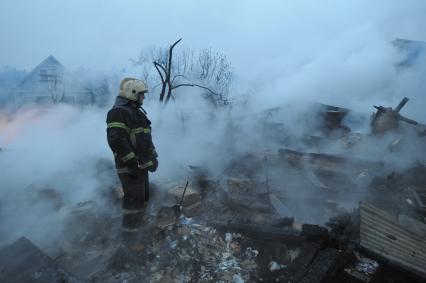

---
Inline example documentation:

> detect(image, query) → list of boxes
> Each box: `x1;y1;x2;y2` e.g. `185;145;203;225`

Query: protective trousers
118;169;149;233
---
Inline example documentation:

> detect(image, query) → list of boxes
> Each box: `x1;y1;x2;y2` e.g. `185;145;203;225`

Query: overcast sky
1;0;425;75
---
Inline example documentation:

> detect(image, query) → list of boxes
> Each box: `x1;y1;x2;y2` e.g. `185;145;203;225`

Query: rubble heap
1;99;426;282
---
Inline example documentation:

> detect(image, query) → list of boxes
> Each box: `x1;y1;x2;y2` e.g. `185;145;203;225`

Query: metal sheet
360;202;426;278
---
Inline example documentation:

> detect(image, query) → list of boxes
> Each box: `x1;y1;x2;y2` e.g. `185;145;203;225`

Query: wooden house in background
13;55;94;107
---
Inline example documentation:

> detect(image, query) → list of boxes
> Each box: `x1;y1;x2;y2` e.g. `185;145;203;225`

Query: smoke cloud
0;0;425;247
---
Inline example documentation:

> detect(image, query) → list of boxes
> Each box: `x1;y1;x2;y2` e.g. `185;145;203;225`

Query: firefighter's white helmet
119;77;149;101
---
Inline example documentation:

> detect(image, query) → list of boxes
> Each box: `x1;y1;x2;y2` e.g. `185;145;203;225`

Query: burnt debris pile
1;98;426;283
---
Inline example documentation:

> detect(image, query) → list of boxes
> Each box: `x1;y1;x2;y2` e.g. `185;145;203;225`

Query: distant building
13;55;94;107
0;67;26;109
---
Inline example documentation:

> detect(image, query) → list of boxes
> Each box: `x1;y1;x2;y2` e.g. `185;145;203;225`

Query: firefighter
106;77;158;241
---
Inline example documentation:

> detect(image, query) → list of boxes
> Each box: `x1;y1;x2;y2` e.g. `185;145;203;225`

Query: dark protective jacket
106;96;157;173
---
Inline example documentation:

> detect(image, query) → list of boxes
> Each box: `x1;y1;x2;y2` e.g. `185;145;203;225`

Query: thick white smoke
0;0;425;246
0;106;111;246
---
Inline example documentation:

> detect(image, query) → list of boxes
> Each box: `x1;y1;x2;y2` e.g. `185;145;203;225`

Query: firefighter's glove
148;158;158;172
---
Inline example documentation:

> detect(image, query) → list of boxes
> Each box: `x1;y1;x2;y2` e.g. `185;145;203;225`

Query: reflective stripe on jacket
106;96;156;171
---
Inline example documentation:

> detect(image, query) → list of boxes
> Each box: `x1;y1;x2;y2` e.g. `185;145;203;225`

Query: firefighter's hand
148;158;158;172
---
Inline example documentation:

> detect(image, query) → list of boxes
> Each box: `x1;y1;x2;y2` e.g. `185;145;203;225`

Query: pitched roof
19;55;64;87
15;55;94;105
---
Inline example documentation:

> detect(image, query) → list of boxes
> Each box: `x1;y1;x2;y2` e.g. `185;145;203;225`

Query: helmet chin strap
136;99;144;109
134;98;147;114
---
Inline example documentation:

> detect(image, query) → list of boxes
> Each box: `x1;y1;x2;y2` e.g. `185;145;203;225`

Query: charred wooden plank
0;237;80;283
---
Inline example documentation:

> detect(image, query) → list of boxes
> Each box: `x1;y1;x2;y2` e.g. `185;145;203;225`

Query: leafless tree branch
135;37;232;105
171;74;185;85
153;61;167;101
165;38;182;101
153;62;166;83
172;83;219;95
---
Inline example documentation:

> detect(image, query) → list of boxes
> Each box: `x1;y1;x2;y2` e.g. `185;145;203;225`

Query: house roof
16;55;93;96
19;55;63;87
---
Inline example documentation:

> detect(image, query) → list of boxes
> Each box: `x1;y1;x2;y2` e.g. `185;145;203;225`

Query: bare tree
133;39;233;106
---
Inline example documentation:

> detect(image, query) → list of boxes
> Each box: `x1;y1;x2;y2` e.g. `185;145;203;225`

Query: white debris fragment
356;257;379;275
268;261;287;271
223;252;232;259
286;248;301;262
169;240;178;249
225;232;232;248
218;257;240;270
345;252;379;281
245;247;259;258
180;217;193;224
233;273;245;283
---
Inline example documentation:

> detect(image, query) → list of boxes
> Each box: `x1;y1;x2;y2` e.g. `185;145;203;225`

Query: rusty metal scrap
371;97;420;134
